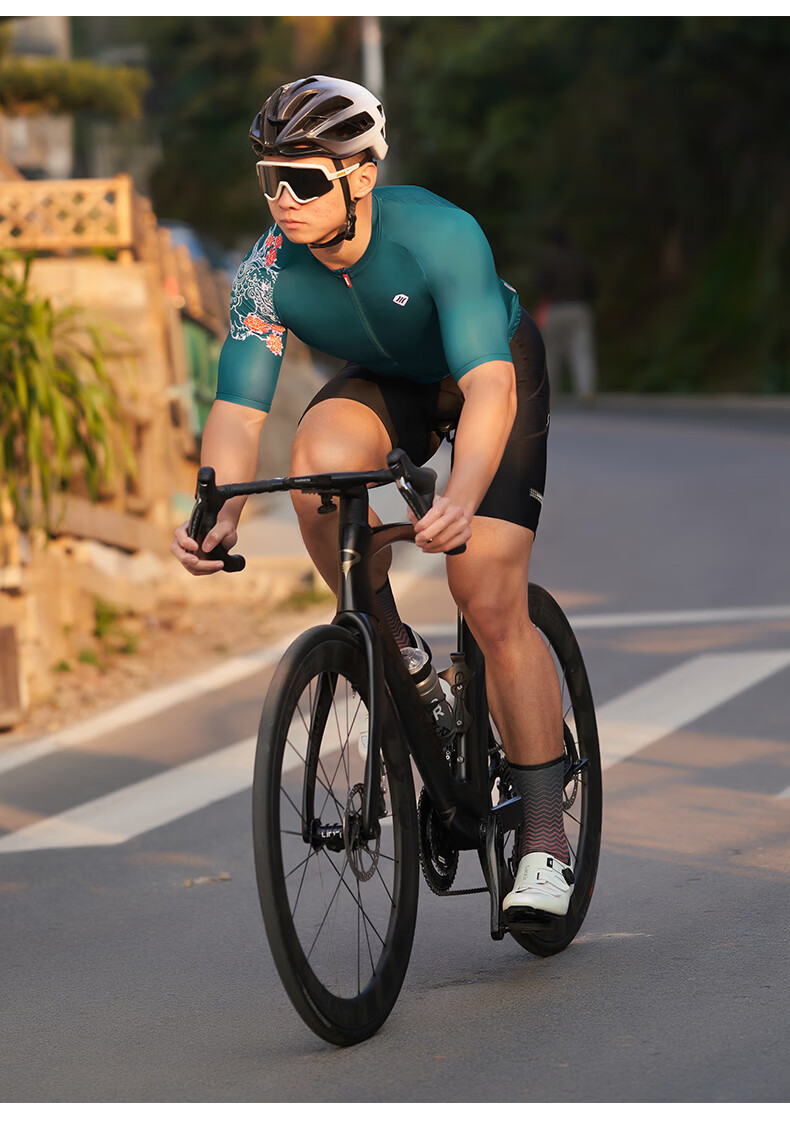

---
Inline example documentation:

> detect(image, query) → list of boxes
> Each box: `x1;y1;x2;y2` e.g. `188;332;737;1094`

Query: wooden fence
0;173;229;337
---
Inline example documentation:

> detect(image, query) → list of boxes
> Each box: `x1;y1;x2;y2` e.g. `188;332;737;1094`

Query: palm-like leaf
0;251;135;533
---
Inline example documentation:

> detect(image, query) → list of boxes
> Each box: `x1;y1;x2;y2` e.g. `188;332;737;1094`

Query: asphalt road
1;398;789;1103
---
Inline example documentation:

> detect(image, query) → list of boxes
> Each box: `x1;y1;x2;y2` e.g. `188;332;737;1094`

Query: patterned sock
506;755;569;864
375;578;411;650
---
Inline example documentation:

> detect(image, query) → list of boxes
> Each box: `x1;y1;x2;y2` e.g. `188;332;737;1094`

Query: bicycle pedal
503;906;556;931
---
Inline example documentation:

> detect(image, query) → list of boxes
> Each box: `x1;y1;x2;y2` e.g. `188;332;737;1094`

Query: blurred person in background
536;226;598;404
171;75;576;919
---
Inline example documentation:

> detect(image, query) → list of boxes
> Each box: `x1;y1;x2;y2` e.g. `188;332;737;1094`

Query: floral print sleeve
217;228;289;413
229;229;288;356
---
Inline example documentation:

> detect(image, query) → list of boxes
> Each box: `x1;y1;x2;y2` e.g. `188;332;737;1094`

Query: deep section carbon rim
492;584;602;956
252;625;418;1045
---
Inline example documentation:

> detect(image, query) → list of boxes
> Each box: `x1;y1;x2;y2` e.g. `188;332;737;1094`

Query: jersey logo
392;294;409;306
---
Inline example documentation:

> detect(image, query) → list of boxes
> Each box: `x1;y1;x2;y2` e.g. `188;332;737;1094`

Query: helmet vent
284;90;320;118
326;110;376;141
252;75;389;161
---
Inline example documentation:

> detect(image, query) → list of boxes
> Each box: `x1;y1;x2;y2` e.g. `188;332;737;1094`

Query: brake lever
188;467;247;573
388;450;465;557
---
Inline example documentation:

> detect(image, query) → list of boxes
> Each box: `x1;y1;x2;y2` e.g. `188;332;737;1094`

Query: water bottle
401;645;456;743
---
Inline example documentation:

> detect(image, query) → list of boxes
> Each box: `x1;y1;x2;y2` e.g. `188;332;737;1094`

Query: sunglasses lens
258;164;334;203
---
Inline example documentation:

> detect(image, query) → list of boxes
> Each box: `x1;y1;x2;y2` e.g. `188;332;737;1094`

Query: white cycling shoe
503;852;575;918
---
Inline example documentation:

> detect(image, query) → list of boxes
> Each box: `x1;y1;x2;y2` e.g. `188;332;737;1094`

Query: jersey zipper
338;271;393;363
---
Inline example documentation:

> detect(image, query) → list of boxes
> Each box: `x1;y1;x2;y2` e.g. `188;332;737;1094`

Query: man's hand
411;493;471;554
170;517;239;576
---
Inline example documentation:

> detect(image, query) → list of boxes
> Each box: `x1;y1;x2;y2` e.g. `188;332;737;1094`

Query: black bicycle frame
190;465;495;850
331;485;491;850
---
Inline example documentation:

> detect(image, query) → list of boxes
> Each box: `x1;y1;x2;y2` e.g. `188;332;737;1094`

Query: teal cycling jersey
216;185;522;413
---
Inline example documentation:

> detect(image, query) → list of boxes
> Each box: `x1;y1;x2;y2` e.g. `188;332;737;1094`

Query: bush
0;252;134;532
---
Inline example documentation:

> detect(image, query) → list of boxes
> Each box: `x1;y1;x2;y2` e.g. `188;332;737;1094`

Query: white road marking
2;650;789;853
0;738;256;853
571;605;790;630
416;603;790;637
0;556;438;781
596;651;790;771
0;610;330;778
2;600;785;779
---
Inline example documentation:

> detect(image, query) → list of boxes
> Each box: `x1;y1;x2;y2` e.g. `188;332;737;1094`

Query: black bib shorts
301;307;550;533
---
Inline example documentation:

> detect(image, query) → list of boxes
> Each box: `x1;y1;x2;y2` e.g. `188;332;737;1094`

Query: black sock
506;756;569;864
375;578;411;650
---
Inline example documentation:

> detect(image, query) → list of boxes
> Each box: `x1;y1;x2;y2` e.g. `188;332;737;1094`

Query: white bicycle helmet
250;75;388;161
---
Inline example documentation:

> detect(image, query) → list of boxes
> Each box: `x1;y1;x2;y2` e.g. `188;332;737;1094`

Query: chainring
417;787;459;894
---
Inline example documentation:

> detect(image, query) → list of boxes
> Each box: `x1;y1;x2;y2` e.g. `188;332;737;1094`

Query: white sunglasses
256;160;360;204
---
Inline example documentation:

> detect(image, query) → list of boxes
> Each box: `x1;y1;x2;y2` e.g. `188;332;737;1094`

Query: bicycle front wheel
252;625;419;1045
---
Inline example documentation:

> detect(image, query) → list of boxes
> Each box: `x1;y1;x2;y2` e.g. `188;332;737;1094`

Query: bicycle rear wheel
252;624;419;1045
493;583;602;956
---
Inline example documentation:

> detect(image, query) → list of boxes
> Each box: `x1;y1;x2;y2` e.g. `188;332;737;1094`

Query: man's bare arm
413;359;517;552
170;400;267;574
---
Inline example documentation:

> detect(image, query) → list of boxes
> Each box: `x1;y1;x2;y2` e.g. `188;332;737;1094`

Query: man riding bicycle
171;75;573;917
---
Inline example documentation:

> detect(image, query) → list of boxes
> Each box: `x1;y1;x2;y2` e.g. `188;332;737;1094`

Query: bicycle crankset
417;787;459;894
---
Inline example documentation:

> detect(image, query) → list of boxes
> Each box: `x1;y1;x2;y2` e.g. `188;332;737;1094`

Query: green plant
77;648;102;668
276;584;334;614
93;596;120;640
0;57;148;120
0;252;135;533
118;633;138;655
91;596;139;655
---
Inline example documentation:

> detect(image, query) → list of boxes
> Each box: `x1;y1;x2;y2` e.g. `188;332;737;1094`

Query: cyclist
171;75;574;917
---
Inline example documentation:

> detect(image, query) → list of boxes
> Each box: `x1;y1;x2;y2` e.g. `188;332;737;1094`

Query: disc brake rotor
343;782;380;882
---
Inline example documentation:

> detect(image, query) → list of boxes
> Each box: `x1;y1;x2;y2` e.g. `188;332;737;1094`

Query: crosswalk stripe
0;564;432;781
2;601;786;779
2;650;789;853
0;612;330;779
415;603;790;636
596;650;790;771
0;738;256;853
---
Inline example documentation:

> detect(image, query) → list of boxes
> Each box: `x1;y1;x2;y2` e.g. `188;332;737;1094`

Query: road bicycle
189;449;602;1046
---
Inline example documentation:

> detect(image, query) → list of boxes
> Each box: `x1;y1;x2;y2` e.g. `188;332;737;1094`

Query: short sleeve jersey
217;185;522;413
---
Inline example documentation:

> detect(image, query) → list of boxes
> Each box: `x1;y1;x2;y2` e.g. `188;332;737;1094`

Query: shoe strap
519;854;574;887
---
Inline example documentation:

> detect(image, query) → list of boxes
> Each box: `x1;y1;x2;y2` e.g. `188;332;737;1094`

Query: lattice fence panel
0;175;133;252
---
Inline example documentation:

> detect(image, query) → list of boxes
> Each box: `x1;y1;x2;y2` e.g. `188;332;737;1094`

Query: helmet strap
308;159;358;249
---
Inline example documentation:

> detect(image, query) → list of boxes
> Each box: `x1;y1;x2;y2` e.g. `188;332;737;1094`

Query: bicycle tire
493;583;602;956
252;624;419;1045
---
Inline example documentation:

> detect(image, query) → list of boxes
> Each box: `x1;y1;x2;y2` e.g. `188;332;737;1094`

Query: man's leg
446;514;573;913
446;515;562;768
289;397;395;593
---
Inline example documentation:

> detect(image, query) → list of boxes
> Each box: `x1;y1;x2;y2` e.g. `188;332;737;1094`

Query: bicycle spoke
280;781;304;823
318;847;389;948
305;859;350;963
256;628;417;1038
373;859;397;908
287;848;315;917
